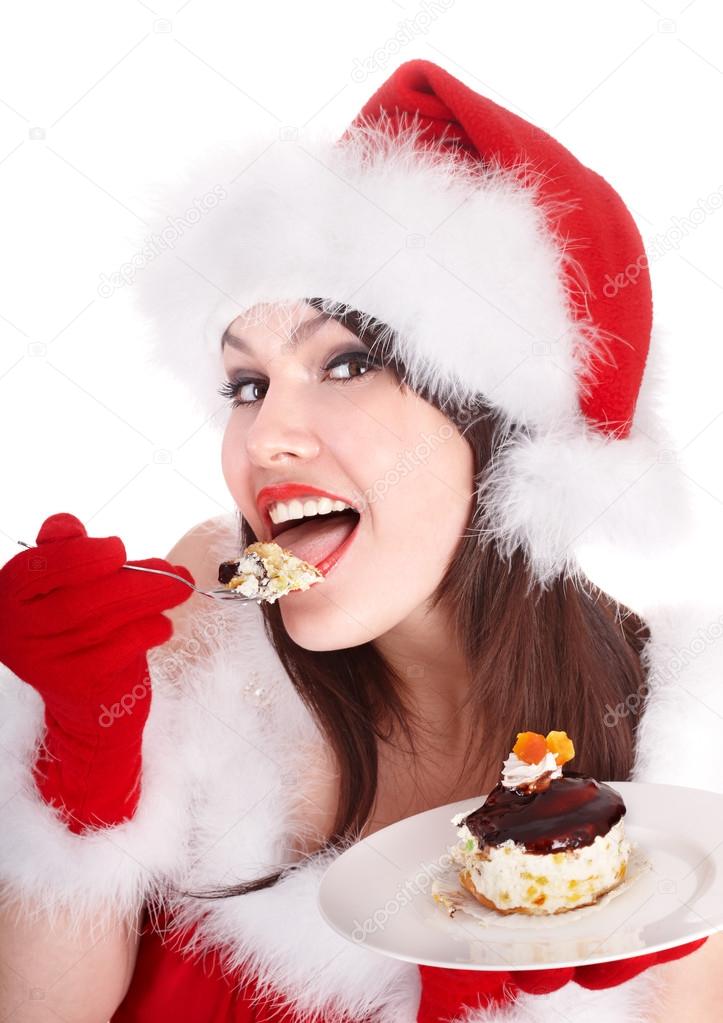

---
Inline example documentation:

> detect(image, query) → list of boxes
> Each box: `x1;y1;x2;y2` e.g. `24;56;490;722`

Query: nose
244;383;322;466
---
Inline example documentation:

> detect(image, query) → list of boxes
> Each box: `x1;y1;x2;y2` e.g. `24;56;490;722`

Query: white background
1;0;722;601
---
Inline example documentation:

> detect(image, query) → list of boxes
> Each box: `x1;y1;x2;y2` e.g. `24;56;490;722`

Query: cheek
344;407;474;608
354;396;475;535
274;413;474;648
385;433;474;558
220;419;251;504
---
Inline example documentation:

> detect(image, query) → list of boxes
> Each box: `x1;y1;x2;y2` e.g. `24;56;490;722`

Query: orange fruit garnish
545;730;575;766
512;729;576;766
512;731;549;764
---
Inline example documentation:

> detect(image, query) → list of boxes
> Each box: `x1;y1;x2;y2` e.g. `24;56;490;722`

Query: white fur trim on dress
1;509;718;1020
0;648;197;938
449;973;659;1023
632;596;723;789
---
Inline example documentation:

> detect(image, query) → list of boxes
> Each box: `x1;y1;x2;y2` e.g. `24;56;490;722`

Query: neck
373;597;473;752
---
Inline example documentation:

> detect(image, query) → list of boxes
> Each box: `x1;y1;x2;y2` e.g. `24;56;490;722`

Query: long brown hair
182;297;650;900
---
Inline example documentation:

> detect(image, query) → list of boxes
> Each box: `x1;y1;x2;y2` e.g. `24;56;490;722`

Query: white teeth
268;495;355;524
287;499;304;519
273;504;291;524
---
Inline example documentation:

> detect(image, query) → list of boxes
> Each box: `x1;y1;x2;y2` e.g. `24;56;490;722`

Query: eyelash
217;350;381;408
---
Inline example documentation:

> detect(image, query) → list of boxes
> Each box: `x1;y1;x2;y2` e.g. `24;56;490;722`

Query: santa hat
129;58;691;585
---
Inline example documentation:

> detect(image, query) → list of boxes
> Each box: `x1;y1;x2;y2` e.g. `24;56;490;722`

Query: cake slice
218;541;324;603
448;730;630;916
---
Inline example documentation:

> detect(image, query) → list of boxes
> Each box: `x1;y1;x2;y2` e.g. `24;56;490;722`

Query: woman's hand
416;937;709;1020
0;512;195;834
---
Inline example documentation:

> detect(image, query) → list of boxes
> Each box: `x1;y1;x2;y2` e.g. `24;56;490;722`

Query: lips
253;481;363;575
256;482;360;540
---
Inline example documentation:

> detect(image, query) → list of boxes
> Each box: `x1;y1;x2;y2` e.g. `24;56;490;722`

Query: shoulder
164;511;236;590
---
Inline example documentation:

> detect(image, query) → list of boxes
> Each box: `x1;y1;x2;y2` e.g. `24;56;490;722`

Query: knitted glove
416;936;709;1020
0;512;195;834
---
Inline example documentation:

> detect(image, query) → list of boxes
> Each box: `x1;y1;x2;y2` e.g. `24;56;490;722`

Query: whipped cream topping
501;750;562;791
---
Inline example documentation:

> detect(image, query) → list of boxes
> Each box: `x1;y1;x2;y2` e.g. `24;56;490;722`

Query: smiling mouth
269;507;361;569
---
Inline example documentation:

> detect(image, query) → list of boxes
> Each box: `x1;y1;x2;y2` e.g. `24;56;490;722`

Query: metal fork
16;541;260;603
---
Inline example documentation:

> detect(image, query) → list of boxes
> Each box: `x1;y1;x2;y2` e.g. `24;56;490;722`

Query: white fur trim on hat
473;323;694;587
128;117;594;432
126;120;692;586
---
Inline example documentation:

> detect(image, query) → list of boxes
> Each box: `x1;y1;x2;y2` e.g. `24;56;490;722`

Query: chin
278;600;377;652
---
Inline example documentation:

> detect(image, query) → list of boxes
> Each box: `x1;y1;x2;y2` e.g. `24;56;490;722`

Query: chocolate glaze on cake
218;560;240;585
461;770;625;854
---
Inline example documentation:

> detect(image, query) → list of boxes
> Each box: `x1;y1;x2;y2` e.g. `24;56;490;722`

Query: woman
0;60;720;1022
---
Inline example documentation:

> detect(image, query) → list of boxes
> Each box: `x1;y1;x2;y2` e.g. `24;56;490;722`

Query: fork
15;541;260;603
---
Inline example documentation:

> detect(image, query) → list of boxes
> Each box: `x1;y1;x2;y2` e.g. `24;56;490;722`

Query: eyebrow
221;312;332;354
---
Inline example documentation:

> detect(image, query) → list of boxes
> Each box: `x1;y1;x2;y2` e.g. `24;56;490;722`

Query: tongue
273;510;358;567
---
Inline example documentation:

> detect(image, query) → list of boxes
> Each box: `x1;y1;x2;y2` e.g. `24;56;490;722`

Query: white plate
317;781;723;970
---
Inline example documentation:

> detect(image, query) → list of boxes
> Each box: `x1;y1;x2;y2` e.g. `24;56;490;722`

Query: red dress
111;906;329;1023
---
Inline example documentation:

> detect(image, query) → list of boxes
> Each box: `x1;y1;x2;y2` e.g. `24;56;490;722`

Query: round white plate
317;781;723;970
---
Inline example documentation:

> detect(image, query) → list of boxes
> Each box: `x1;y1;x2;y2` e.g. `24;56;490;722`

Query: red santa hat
130;59;691;585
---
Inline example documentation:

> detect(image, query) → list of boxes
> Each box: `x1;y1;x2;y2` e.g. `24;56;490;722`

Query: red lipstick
256;482;360;541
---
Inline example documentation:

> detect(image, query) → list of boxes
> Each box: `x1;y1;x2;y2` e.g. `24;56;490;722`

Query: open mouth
270;507;361;572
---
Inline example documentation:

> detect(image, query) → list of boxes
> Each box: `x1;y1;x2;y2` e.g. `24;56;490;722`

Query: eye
217;378;267;408
325;350;380;382
217;349;381;409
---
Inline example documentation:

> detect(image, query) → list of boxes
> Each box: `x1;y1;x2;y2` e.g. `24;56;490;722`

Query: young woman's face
220;301;475;651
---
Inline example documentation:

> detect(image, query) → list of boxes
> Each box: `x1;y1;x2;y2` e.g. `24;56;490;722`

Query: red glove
0;512;195;835
416;937;709;1020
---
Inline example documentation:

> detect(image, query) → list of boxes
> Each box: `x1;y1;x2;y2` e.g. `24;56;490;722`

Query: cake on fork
218;541;324;603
